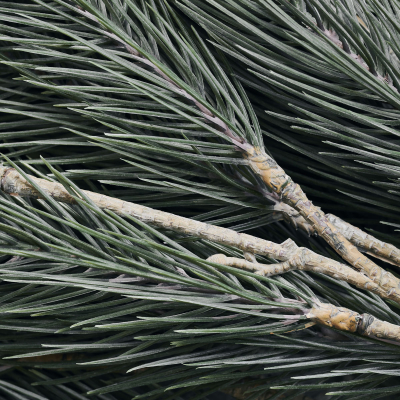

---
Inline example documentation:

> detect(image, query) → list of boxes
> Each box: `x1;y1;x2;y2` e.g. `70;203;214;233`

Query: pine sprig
178;0;400;229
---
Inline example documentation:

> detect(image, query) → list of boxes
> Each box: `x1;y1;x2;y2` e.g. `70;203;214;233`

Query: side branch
3;167;400;342
207;248;400;303
271;204;400;268
71;3;400;294
245;146;400;298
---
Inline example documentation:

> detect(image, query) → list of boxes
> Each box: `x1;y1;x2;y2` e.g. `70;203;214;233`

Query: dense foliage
1;0;400;398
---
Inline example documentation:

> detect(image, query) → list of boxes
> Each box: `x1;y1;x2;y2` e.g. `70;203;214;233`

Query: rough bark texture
245;146;400;299
327;214;400;267
309;303;400;342
207;249;400;303
3;167;400;342
357;313;400;341
0;167;288;259
74;2;400;299
73;2;400;300
257;200;400;267
307;303;360;333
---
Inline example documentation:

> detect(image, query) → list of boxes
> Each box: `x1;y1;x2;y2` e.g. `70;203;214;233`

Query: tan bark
326;214;400;267
207;249;399;302
307;303;360;333
273;201;315;235
268;202;400;267
72;2;400;302
2;166;400;304
274;205;400;267
308;303;400;342
357;313;400;341
245;146;400;299
2;168;400;341
0;167;289;260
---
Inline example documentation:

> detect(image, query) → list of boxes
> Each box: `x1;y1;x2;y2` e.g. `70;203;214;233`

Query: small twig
319;23;397;92
206;249;397;303
2;167;400;341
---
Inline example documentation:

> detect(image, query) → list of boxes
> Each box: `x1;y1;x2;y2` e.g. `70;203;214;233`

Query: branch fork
1;166;397;305
73;1;400;283
207;243;400;303
245;146;400;297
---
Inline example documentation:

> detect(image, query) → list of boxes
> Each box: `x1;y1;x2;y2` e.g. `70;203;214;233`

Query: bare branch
326;214;400;267
308;303;400;343
206;248;398;303
246;146;400;300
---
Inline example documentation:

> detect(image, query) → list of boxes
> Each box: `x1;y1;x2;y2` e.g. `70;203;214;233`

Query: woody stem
308;303;400;343
1;166;400;305
207;249;399;303
245;146;400;299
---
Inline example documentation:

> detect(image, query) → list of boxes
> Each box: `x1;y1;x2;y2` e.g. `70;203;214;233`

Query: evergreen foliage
0;0;400;398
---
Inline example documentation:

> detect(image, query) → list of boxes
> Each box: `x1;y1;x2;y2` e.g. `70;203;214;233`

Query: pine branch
3;0;400;305
176;0;400;242
206;250;393;302
0;166;306;262
66;0;400;296
315;14;398;92
3;164;400;344
5;0;399;276
2;1;400;396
